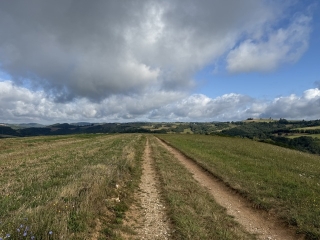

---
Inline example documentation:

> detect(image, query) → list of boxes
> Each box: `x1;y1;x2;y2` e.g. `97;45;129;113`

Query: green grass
158;134;320;239
149;136;255;240
286;133;320;139
0;134;145;239
293;126;320;131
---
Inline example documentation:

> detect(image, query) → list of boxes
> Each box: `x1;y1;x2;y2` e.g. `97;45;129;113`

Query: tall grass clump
158;134;320;239
0;134;145;239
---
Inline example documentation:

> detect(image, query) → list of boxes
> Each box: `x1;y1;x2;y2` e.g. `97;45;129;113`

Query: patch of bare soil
123;139;171;239
157;138;304;240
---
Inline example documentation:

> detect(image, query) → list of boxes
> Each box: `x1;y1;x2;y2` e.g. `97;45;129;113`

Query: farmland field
293;126;320;131
286;133;320;139
148;137;255;239
158;134;320;239
1;133;320;239
0;134;145;239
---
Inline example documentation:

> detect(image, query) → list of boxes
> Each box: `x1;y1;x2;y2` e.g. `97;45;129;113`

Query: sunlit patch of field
293;126;320;131
286;133;320;139
182;128;193;134
243;118;276;123
0;134;145;239
158;134;320;239
141;124;172;131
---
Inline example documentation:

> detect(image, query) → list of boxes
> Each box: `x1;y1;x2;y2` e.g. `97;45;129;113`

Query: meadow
286;133;320;139
149;137;255;239
158;134;320;239
293;126;320;131
1;133;320;239
0;134;145;239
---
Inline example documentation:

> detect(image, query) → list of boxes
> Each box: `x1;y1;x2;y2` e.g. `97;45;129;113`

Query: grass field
286;133;320;139
2;133;320;239
0;134;145;239
1;133;258;240
149;137;255;239
293;126;320;131
158;134;320;239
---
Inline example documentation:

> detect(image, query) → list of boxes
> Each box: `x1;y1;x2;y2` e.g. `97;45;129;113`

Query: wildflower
48;231;53;235
5;233;10;238
23;232;27;237
31;236;35;240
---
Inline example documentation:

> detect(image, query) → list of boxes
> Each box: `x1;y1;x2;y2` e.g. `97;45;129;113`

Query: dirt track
123;139;170;239
156;137;303;240
124;136;304;239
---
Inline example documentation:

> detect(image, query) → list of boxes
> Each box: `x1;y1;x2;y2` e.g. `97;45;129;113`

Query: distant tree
279;118;289;124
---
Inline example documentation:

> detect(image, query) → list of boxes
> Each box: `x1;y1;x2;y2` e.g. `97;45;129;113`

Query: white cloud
227;13;311;72
0;80;186;123
1;80;320;123
261;88;320;119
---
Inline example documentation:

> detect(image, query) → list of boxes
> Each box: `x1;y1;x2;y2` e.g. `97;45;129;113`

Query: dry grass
0;134;145;239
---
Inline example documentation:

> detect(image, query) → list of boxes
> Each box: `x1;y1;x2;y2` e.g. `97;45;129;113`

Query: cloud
227;13;312;72
149;93;254;121
2;80;320;123
0;80;186;123
261;88;320;119
0;0;302;102
0;1;316;124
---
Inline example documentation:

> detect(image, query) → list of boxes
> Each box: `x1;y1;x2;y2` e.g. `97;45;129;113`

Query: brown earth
156;137;304;240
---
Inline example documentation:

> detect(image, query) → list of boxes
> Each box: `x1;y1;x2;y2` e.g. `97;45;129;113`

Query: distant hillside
70;122;95;126
217;119;320;155
3;123;45;129
0;126;20;136
2;120;320;155
48;123;78;129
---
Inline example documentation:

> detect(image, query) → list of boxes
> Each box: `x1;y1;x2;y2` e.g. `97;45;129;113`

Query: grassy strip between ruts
157;134;320;240
0;134;145;240
148;136;256;240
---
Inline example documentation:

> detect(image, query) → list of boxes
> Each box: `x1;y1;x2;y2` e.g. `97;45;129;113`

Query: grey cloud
0;0;285;101
0;0;315;124
0;0;157;101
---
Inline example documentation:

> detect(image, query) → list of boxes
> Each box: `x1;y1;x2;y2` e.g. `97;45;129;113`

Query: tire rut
156;137;304;240
123;138;171;239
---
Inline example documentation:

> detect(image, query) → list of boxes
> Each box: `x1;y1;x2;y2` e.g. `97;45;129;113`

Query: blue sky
196;2;320;100
0;0;319;124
